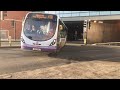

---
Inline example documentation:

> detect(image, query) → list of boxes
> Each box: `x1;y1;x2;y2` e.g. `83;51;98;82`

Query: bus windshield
23;13;57;41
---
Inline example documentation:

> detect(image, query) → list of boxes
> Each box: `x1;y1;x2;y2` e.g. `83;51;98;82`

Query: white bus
21;12;68;53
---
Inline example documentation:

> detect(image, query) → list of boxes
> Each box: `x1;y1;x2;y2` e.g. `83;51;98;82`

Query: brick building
0;11;30;40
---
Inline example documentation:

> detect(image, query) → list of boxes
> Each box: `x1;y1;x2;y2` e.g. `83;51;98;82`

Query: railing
54;11;120;17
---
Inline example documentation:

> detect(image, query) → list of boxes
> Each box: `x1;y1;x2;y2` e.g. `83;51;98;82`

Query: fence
0;30;9;41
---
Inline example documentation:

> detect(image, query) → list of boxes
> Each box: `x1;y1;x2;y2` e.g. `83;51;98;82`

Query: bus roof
27;11;58;17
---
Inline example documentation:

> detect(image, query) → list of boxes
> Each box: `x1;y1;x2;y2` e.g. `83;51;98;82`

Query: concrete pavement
0;44;120;78
1;40;120;48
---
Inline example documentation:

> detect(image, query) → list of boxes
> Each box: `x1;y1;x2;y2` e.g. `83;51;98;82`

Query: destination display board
27;13;57;21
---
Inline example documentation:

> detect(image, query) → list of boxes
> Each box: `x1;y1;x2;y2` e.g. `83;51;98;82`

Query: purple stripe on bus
22;43;56;49
21;45;57;52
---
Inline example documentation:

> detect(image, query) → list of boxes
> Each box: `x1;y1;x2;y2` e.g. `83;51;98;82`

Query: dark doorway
64;21;83;41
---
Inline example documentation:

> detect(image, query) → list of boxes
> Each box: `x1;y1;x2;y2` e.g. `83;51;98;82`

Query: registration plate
33;48;41;51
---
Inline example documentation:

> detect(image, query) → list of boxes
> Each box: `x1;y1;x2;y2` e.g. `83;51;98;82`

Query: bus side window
59;20;67;38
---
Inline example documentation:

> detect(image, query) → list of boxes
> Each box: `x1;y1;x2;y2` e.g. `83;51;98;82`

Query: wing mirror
59;25;63;31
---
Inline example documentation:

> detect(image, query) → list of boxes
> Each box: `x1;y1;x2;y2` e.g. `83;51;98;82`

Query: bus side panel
56;29;60;49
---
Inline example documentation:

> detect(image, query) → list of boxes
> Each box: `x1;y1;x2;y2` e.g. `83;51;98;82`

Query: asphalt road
0;44;120;75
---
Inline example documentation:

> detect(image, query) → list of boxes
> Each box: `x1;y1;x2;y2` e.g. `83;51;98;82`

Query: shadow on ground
48;44;120;62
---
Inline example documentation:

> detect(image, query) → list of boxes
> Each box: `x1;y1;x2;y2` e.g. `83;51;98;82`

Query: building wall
0;11;29;40
87;22;120;43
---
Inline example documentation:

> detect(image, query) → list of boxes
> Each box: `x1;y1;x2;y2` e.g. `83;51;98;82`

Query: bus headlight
21;36;25;43
49;39;56;46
